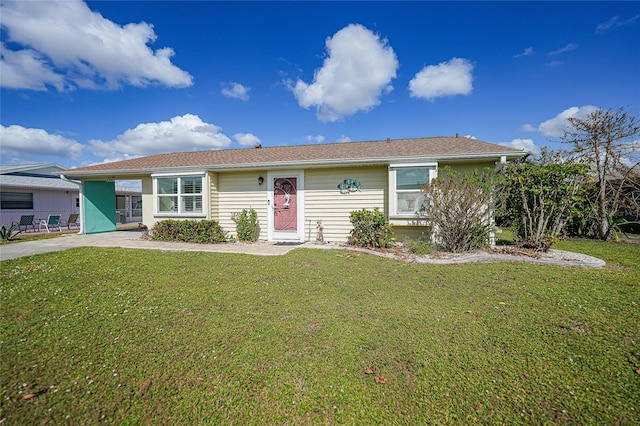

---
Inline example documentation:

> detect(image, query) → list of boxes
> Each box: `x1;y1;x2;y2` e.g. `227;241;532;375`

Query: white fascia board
62;151;527;177
151;171;206;177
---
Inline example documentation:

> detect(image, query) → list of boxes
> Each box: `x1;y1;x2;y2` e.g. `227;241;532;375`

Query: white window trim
388;163;438;218
152;172;207;217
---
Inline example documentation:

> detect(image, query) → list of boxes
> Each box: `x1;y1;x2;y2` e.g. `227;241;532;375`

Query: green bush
348;207;394;248
152;219;227;244
231;208;259;242
0;225;19;241
405;236;434;255
425;167;493;253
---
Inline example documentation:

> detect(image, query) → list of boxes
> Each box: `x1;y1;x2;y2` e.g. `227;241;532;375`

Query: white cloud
0;124;84;160
89;114;232;158
596;15;640;33
532;106;599;137
305;135;325;144
234;133;261;146
82;154;141;167
514;47;534;58
222;82;250;101
0;0;192;91
499;138;540;154
547;43;578;56
337;135;352;143
408;58;474;100
0;43;68;91
290;24;398;122
546;60;564;68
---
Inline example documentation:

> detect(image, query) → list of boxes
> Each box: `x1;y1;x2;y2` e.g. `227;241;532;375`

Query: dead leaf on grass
22;390;46;400
374;375;387;384
364;365;377;375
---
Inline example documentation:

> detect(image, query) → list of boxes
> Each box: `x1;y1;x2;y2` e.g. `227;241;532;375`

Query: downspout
60;174;84;234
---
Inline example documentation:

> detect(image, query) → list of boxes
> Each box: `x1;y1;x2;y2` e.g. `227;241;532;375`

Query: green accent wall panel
84;181;116;234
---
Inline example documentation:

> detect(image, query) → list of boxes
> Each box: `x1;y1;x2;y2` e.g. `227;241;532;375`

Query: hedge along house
62;136;525;240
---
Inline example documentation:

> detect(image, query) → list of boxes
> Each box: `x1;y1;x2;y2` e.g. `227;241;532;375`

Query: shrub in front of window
152;219;227;244
348;207;394;248
232;208;259;242
424;167;493;253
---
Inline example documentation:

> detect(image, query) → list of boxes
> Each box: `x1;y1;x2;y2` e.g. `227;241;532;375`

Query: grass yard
1;240;639;424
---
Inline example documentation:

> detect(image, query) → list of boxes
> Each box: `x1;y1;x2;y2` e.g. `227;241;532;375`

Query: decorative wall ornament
316;219;324;242
338;179;361;194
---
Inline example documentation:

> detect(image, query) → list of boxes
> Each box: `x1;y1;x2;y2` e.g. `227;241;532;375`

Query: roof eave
62;150;527;177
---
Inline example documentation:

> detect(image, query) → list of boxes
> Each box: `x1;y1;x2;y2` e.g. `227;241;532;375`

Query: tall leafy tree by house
496;151;591;251
562;106;640;240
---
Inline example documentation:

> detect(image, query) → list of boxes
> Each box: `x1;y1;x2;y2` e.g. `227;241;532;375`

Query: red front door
273;177;297;232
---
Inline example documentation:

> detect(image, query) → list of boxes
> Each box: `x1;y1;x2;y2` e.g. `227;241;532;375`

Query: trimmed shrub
152;219;227;244
424;167;493;253
232;208;259;242
348;207;394;248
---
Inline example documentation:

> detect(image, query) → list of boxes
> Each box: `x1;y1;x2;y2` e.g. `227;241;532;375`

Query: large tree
562;106;640;240
496;152;590;251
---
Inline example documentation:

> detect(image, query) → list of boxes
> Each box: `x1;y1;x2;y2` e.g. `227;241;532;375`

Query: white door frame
267;170;305;242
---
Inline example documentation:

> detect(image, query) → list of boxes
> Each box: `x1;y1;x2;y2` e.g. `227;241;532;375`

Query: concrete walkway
0;230;304;261
0;230;606;267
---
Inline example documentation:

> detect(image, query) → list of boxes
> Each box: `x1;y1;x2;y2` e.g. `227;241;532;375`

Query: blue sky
1;0;639;168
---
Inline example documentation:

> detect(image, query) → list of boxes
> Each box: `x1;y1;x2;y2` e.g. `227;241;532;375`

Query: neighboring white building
0;163;141;229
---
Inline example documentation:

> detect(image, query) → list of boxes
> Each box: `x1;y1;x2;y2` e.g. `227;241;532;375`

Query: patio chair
11;214;36;233
61;213;80;230
39;215;62;233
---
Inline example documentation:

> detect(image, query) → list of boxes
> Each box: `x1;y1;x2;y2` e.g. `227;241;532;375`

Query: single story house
62;136;525;241
0;163;142;230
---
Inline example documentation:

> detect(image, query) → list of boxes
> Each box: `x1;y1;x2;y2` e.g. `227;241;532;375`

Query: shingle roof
64;136;525;176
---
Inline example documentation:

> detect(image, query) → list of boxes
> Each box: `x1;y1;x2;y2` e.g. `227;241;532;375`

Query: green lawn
1;240;638;424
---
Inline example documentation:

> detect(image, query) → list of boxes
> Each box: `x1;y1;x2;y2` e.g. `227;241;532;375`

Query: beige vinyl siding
392;225;433;241
439;160;496;173
218;170;268;240
305;166;387;242
208;172;219;221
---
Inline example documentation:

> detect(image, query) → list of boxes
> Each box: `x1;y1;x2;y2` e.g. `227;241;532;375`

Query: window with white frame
390;164;437;217
154;174;204;215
